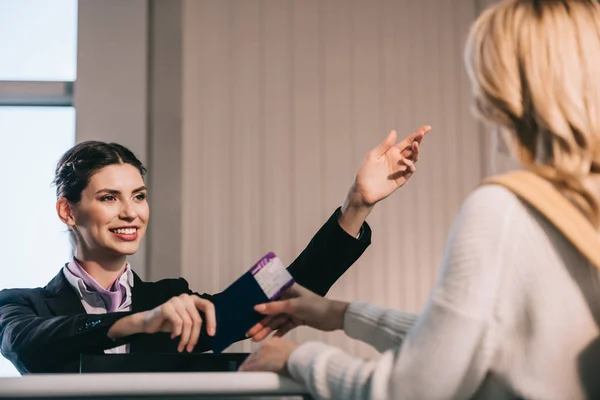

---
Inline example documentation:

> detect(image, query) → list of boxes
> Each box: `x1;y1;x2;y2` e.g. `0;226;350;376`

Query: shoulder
456;184;533;232
461;184;524;215
432;185;533;313
0;288;43;307
447;184;536;261
1;270;65;309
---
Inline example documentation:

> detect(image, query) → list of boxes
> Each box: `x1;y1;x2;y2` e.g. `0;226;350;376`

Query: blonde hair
465;0;600;228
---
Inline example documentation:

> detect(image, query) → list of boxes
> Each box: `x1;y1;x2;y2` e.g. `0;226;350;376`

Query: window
0;0;77;81
0;107;75;289
0;0;77;377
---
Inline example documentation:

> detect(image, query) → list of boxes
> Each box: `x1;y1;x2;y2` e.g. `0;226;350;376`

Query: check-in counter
0;372;312;399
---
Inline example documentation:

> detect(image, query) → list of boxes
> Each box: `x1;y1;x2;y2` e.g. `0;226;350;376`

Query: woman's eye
100;195;116;202
135;193;147;201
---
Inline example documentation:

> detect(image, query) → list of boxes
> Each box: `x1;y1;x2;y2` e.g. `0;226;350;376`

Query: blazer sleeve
0;289;132;374
186;208;371;353
287;207;371;296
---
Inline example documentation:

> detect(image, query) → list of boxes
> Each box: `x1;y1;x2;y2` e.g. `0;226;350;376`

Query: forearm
287;303;489;400
287;208;371;296
107;312;145;339
344;302;418;352
287;342;377;400
1;311;133;374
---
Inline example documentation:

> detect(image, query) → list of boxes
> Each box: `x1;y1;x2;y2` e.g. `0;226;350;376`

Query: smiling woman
0;128;428;374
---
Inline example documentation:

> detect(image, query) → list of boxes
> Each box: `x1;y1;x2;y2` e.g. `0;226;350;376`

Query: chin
110;243;141;256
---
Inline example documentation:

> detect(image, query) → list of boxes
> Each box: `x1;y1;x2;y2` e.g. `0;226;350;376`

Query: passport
207;252;294;354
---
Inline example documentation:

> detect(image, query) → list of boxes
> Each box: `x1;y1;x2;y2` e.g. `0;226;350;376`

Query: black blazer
0;208;371;374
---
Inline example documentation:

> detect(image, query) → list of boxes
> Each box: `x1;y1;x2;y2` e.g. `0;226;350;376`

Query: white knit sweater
287;185;600;400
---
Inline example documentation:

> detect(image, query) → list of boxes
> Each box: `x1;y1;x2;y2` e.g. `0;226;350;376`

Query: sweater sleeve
286;186;520;400
343;302;417;353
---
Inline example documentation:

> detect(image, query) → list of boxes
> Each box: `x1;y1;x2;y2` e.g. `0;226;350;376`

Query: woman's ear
56;198;76;227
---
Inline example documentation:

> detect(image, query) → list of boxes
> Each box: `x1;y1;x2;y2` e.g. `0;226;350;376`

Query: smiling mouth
110;228;137;235
109;227;139;241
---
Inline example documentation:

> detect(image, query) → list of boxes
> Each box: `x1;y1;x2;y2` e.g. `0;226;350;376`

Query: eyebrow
96;186;148;195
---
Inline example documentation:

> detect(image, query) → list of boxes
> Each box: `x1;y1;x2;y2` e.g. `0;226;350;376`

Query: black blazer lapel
129;272;179;354
43;268;87;316
131;271;152;313
130;271;157;353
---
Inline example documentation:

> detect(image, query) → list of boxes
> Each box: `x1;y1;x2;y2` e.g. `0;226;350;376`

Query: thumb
255;300;293;316
374;130;397;157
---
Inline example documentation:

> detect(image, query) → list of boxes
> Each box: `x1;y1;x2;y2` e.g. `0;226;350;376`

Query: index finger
397;125;431;150
193;296;217;336
250;314;289;342
413;125;431;144
254;300;293;316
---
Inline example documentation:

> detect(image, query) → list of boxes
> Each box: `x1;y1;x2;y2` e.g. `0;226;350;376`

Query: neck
74;250;127;290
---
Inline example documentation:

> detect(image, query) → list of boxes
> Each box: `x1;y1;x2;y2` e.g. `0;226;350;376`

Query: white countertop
0;372;310;398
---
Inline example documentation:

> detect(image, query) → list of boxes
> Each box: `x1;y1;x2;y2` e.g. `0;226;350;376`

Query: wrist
107;312;145;339
339;189;373;237
330;300;350;331
131;311;147;334
345;185;370;207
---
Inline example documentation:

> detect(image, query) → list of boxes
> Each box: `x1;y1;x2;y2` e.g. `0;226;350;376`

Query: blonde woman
240;1;600;399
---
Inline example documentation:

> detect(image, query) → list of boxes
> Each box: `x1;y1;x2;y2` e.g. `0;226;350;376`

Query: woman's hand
141;293;216;352
246;284;349;341
238;337;299;375
339;125;431;236
108;293;216;353
353;125;430;206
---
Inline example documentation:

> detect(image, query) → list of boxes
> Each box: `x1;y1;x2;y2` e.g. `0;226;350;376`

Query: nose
119;199;138;221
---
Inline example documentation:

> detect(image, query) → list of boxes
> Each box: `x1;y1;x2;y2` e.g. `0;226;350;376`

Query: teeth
113;228;137;235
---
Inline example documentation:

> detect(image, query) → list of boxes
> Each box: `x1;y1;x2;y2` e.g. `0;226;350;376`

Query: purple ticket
250;252;294;300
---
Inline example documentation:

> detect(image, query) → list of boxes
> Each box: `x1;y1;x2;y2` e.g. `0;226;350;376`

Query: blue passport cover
208;253;293;354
